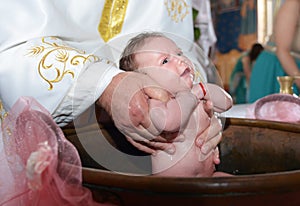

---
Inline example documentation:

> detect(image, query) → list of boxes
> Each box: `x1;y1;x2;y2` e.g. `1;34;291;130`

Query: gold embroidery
194;68;205;84
27;37;99;90
0;100;8;122
98;0;129;42
164;0;189;23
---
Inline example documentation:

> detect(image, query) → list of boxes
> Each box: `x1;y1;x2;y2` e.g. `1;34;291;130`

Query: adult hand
177;99;223;159
97;71;198;154
188;98;223;157
195;115;223;157
194;84;232;156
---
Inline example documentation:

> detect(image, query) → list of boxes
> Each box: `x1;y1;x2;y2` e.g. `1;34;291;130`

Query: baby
119;32;232;177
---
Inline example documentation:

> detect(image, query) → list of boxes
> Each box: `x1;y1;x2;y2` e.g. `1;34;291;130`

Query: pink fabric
247;94;300;123
0;97;109;205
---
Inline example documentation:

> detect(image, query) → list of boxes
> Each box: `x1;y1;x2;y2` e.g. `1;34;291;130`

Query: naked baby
119;32;232;177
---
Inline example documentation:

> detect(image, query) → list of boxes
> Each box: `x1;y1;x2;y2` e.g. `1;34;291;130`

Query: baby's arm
192;83;233;113
149;98;181;133
149;82;232;133
206;83;233;112
149;91;198;133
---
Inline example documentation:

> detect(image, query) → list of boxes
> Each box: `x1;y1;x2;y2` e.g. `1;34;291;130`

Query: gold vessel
277;76;295;94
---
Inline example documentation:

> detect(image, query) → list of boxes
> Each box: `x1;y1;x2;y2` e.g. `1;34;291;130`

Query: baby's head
120;32;195;88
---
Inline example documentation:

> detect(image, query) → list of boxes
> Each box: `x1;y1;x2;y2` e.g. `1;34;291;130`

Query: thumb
144;87;170;102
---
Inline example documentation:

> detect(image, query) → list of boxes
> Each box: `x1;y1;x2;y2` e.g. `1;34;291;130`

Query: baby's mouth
180;67;191;77
181;67;194;81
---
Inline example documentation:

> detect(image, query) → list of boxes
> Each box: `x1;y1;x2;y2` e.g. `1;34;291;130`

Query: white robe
0;0;198;125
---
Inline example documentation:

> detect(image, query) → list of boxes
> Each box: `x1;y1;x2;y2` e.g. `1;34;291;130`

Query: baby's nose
177;58;189;71
173;55;184;66
177;57;187;65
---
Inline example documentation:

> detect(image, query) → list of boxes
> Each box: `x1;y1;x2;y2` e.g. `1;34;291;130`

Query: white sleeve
53;61;122;126
0;36;121;126
0;37;84;114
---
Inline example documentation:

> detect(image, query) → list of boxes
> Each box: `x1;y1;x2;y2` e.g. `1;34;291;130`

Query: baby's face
134;37;194;88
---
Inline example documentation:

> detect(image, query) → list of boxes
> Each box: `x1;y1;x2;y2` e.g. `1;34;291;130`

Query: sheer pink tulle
247;94;300;123
0;97;110;205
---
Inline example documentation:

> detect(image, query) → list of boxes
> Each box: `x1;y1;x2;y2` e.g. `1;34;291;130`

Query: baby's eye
162;58;169;64
177;51;183;56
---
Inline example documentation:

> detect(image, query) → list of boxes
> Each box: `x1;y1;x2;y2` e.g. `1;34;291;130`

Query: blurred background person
249;0;300;103
275;0;300;88
230;43;264;104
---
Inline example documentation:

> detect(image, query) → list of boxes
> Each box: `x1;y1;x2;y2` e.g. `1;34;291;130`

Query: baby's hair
119;32;167;71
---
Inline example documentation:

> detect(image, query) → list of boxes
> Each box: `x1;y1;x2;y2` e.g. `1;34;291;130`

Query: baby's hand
205;83;233;113
191;83;233;113
191;82;207;100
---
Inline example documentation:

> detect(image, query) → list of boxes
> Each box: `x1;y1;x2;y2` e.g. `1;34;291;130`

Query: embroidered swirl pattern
27;37;99;90
164;0;190;23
